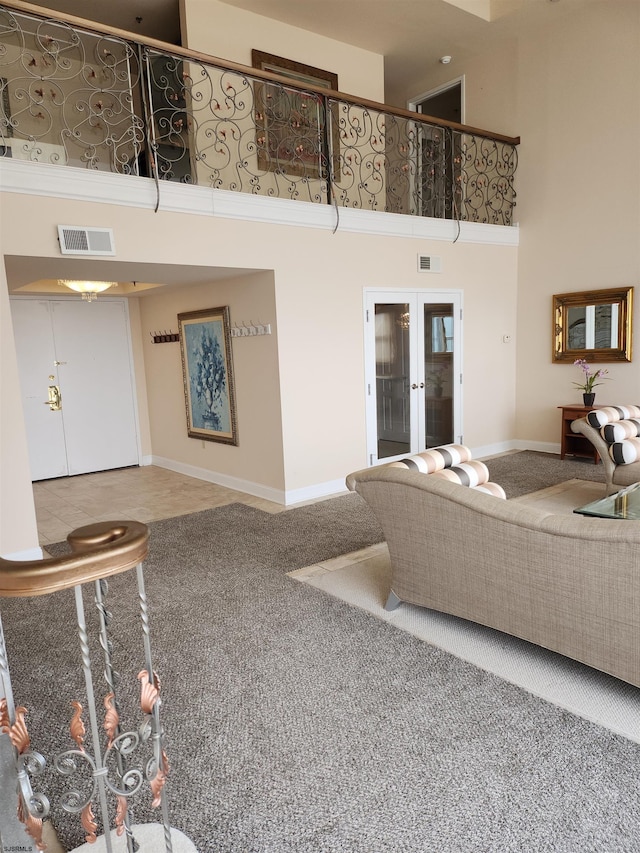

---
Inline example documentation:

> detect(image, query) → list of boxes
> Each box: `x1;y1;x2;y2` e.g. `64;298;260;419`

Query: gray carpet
483;450;605;498
3;474;640;852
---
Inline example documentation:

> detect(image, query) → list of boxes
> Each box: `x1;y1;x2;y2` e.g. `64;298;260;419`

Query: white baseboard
473;439;561;459
150;457;350;507
513;439;560;455
2;546;44;561
283;479;350;506
151;456;285;504
471;440;517;459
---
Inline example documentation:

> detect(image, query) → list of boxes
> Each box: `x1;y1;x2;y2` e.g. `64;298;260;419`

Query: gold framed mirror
553;287;633;363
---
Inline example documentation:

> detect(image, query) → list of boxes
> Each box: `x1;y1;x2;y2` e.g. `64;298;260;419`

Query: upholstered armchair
571;405;640;494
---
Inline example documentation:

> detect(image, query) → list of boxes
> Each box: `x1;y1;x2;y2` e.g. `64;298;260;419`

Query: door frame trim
364;287;463;466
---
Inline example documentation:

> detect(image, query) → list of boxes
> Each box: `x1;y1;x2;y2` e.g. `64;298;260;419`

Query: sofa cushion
609;438;640;465
586;405;640;429
388;443;472;473
430;460;489;488
601;419;640;443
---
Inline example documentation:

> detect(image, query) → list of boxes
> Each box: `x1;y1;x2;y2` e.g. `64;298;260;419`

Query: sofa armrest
571;416;616;491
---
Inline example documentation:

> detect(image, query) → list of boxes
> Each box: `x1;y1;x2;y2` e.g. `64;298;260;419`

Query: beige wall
390;1;640;447
0;263;39;556
389;40;519;139
181;0;385;103
0;187;517;554
514;2;640;444
139;271;285;489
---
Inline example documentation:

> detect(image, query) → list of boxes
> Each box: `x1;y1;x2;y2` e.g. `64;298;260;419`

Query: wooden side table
558;404;603;463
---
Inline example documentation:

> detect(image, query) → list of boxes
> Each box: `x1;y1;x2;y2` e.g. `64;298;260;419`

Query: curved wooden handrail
0;521;149;598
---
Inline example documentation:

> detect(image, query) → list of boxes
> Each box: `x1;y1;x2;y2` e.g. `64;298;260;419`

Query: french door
11;297;140;480
364;290;462;465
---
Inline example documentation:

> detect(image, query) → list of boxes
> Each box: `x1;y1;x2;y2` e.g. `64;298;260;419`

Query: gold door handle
44;385;62;411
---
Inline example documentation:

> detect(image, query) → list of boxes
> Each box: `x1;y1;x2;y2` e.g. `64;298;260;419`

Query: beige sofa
346;464;640;688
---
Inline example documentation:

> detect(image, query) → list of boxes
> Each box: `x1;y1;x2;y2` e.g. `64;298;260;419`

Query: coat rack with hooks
230;321;272;338
150;330;179;343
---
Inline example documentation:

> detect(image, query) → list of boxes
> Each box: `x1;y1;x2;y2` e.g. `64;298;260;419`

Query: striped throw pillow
473;482;507;499
609;438;640;465
601;419;640;443
430;460;490;488
586;405;640;429
388;443;472;473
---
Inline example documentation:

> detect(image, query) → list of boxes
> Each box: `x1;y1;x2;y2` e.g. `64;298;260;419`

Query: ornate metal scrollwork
0;699;49;851
0;6;144;171
0;3;517;227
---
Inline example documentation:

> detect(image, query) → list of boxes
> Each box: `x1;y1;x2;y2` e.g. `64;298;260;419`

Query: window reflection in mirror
553;287;633;363
566;303;618;350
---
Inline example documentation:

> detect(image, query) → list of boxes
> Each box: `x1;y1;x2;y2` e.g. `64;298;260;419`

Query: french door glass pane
424;302;454;448
375;303;411;459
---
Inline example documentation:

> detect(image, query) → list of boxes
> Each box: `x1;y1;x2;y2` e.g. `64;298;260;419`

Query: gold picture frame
553;287;633;363
252;50;339;180
178;306;238;444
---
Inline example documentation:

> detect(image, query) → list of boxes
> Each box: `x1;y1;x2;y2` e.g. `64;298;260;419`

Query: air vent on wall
57;225;115;256
417;254;442;273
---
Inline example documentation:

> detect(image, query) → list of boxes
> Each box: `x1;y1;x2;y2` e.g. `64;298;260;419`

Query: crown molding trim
0;159;519;246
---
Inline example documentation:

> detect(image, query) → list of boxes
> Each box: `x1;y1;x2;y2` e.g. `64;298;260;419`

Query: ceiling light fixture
58;280;117;302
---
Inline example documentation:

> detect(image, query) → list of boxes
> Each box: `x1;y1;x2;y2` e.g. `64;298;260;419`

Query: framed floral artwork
178;306;238;444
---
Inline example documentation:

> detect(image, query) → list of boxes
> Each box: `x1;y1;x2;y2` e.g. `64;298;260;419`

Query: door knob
411;383;425;389
44;385;62;411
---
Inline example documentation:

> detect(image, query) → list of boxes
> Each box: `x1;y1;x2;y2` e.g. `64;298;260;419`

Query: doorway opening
364;289;463;466
408;79;464;220
409;78;464;124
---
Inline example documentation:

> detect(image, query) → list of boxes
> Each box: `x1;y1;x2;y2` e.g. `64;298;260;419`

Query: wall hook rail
230;320;272;338
150;330;179;343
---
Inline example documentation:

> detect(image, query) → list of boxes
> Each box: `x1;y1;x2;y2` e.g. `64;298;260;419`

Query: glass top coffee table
574;482;640;519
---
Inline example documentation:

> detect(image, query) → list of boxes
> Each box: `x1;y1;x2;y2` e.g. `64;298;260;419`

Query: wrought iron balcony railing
0;1;519;226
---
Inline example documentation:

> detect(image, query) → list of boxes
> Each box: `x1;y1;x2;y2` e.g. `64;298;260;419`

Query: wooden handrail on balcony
2;0;519;147
0;520;148;597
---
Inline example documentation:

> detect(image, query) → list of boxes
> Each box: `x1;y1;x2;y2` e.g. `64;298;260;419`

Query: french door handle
411;383;425;389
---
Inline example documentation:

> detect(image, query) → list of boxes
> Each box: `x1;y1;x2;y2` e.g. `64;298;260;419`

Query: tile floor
33;465;285;548
33;468;640;744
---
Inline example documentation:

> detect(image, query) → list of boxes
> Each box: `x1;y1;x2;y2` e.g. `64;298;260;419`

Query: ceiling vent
417;254;442;273
58;225;115;256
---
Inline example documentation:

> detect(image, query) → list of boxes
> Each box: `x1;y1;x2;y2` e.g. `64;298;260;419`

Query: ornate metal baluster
72;583;114;852
0;612;49;852
136;563;173;852
94;577;138;853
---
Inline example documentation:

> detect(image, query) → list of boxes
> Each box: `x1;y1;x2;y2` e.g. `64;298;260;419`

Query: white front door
11;297;140;480
364;290;463;465
11;299;68;480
